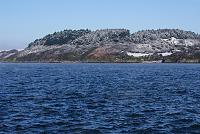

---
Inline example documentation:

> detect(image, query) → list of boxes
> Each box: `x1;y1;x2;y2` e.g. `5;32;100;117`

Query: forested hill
1;29;200;63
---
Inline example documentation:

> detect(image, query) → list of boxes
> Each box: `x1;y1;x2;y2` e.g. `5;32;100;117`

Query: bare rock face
1;29;200;62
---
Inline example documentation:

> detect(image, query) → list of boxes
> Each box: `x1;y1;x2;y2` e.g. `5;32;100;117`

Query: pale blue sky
0;0;200;50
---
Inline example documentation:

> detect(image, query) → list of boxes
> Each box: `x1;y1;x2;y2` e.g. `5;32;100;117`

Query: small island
1;29;200;63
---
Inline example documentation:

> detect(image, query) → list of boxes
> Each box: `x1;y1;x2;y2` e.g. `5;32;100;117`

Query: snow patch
162;39;168;41
3;53;15;58
0;50;8;52
127;52;172;57
185;40;195;46
162;37;179;45
19;45;63;57
127;52;151;57
158;52;172;56
173;50;181;52
17;49;24;51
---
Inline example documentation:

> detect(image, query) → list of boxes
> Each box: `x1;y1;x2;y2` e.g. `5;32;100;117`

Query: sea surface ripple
0;63;200;133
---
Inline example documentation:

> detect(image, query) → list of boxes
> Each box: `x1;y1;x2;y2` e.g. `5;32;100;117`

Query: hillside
1;29;200;63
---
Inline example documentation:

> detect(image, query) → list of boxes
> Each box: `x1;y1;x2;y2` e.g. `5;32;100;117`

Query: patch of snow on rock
185;40;195;46
19;45;63;57
17;49;24;51
127;52;151;57
162;37;179;45
3;53;15;58
158;52;172;56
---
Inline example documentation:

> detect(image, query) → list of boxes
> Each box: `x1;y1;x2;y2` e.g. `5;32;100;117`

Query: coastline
1;60;200;64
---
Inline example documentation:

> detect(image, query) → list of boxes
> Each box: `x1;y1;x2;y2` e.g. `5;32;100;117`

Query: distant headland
1;29;200;63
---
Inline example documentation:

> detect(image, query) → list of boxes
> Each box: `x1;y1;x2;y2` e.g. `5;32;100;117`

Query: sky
0;0;200;50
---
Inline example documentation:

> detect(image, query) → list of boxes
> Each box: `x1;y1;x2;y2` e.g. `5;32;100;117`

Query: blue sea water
0;63;200;134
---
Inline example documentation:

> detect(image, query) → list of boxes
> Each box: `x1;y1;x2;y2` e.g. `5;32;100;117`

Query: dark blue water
0;63;200;134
